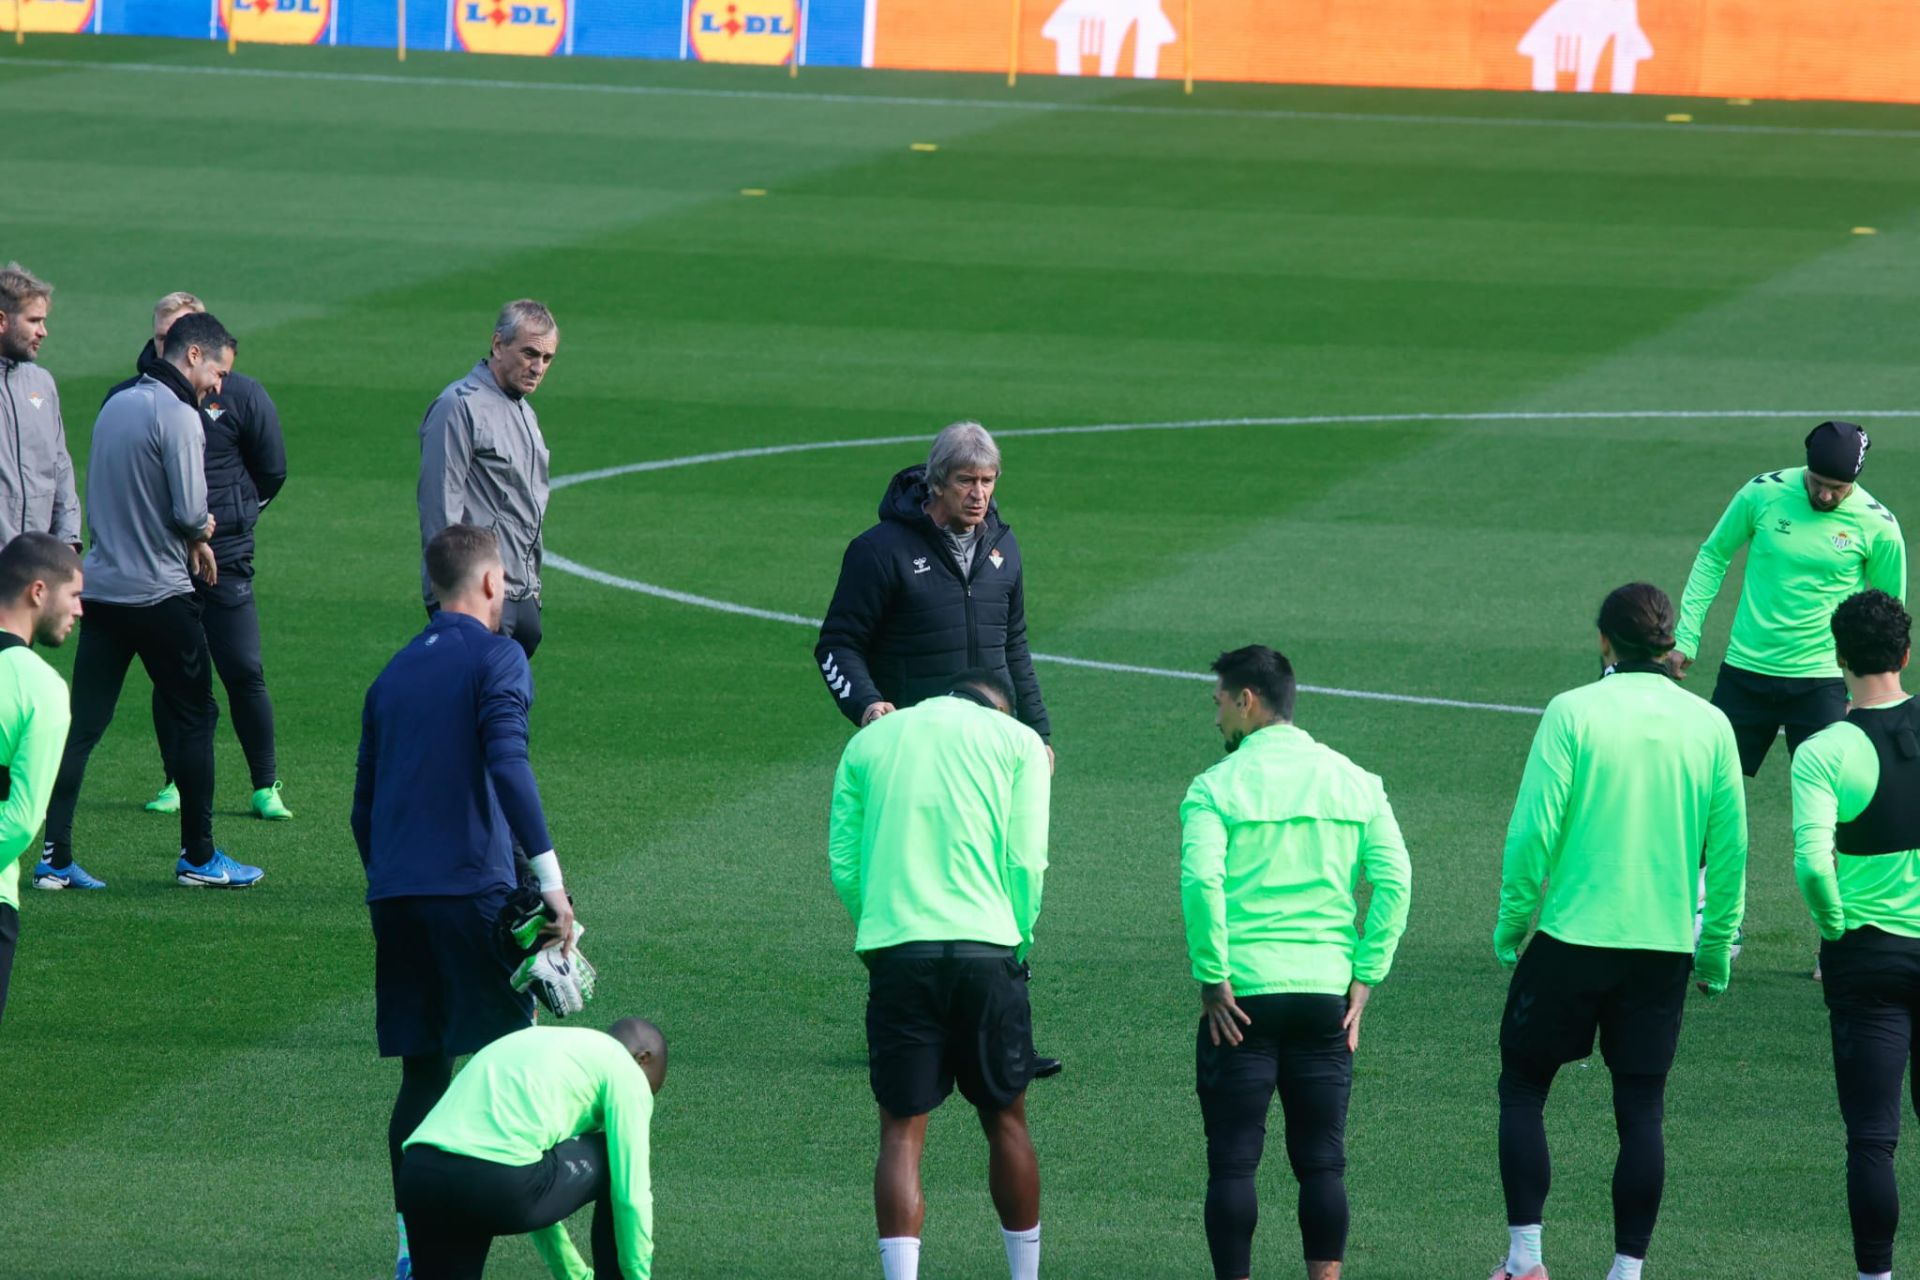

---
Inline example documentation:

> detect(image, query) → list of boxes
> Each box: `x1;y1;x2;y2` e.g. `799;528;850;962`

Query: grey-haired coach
816;421;1053;767
417;301;557;660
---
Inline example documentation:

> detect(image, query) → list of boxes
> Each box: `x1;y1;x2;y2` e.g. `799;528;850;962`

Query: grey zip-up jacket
417;361;549;604
0;358;81;546
83;374;211;606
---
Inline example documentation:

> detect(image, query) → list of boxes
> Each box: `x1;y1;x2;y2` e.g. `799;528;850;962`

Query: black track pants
1196;992;1351;1278
398;1134;628;1278
153;589;276;790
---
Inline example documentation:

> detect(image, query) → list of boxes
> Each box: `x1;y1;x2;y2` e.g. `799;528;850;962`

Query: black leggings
46;596;217;865
1196;993;1351;1278
0;903;17;1027
398;1134;625;1278
153;589;276;791
391;1055;453;1211
1498;1050;1668;1258
1822;931;1920;1275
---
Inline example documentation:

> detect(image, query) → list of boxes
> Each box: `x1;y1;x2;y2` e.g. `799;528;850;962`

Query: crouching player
397;1019;667;1279
1792;589;1920;1280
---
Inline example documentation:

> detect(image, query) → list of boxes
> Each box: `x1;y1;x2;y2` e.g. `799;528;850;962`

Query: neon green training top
1676;467;1906;677
0;641;71;912
1179;724;1412;997
829;695;1050;957
1498;671;1748;992
405;1026;654;1280
1791;700;1920;942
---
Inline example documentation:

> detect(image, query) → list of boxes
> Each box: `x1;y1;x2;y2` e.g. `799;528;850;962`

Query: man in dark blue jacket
353;523;576;1280
816;421;1053;764
108;293;292;822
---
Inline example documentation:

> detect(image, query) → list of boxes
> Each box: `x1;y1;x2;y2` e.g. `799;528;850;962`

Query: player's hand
859;702;896;727
1665;651;1693;681
201;513;217;539
1045;744;1056;775
1201;980;1251;1047
1493;920;1527;967
188;540;218;585
1342;980;1373;1052
539;888;576;956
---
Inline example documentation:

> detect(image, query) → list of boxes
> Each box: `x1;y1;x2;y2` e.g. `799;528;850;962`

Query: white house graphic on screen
1041;0;1178;79
1518;0;1652;93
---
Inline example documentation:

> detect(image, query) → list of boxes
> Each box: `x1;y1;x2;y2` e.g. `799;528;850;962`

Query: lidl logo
219;0;329;45
0;0;96;36
455;0;566;56
688;0;799;65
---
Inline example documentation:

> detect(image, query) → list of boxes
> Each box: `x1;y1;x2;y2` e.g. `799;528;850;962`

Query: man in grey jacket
417;300;555;659
0;263;81;549
37;312;263;892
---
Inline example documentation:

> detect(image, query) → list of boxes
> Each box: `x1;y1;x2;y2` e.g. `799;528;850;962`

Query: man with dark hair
109;292;291;823
828;665;1050;1280
417;301;557;659
396;1018;667;1279
38;311;261;892
0;533;81;1022
816;422;1053;770
356;522;577;1280
1180;644;1410;1280
1674;421;1906;777
1791;589;1920;1280
0;262;82;550
1488;584;1747;1280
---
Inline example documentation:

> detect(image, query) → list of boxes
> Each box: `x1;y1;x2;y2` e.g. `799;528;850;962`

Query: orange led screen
872;1;1920;104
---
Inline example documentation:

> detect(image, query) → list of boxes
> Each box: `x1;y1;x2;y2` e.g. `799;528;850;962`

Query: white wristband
529;850;564;894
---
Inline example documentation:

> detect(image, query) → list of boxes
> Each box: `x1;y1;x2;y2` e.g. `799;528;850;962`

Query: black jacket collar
877;463;1008;542
141;349;200;409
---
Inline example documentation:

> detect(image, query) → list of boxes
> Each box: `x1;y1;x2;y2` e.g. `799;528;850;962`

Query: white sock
1860;1272;1892;1280
1506;1223;1543;1272
395;1213;410;1262
1002;1223;1040;1280
1607;1255;1643;1280
879;1236;921;1280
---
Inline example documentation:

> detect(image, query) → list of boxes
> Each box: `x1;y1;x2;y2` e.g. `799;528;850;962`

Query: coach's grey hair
926;421;1001;492
0;262;52;317
494;299;558;347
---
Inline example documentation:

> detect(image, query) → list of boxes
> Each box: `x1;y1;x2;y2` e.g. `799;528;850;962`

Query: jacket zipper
4;366;21;536
517;401;543;596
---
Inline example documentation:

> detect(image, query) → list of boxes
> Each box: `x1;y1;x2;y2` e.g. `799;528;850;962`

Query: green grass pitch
3;34;1920;1278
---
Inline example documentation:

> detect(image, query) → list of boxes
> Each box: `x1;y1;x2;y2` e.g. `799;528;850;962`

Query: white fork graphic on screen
1518;0;1653;93
1042;0;1178;78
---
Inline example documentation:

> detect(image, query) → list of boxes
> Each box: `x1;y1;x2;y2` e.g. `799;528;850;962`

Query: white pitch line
549;408;1920;716
551;409;1920;491
9;56;1920;142
544;552;1543;715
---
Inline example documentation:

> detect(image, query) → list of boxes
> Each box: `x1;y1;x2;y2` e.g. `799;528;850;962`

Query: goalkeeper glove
513;932;597;1019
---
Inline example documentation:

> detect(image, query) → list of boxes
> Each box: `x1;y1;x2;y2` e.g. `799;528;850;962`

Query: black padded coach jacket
815;464;1051;741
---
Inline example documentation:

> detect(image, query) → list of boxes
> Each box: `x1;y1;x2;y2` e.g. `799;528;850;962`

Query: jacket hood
136;340;164;378
877;464;1005;533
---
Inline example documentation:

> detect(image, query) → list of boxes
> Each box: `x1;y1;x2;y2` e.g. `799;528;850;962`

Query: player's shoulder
1792;716;1865;774
0;643;62;692
1851;483;1900;529
1743;465;1799;492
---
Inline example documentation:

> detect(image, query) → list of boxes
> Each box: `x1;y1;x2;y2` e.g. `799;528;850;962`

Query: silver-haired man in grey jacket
416;300;556;659
0;263;80;550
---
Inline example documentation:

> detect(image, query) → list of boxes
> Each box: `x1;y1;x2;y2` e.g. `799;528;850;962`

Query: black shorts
1501;933;1691;1076
371;888;533;1059
1710;662;1848;777
863;942;1035;1117
0;902;17;1027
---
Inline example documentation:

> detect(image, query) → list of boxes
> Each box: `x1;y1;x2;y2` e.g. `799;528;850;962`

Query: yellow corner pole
14;0;24;48
227;0;239;54
788;0;798;77
398;0;407;60
1007;0;1022;86
1183;0;1193;94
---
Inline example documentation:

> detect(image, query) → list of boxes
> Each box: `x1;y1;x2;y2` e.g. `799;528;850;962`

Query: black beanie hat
1806;420;1870;482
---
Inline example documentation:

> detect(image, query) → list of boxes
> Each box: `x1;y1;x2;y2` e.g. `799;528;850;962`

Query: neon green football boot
251;781;293;821
144;781;180;814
